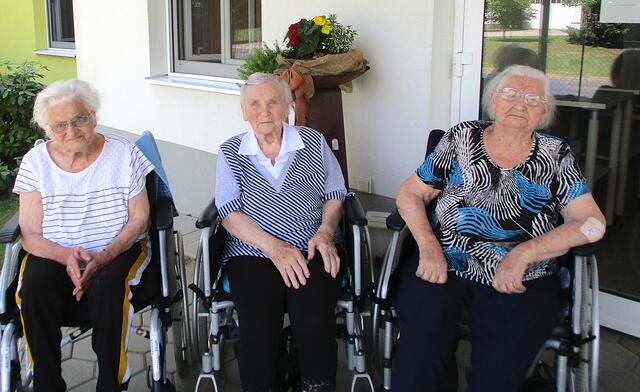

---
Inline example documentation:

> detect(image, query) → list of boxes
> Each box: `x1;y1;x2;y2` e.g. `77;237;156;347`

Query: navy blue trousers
391;250;561;392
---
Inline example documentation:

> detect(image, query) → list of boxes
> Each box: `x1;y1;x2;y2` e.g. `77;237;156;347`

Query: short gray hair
32;79;101;137
240;72;293;110
482;65;556;129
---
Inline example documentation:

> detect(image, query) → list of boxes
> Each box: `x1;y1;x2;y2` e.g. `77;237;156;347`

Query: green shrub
566;0;628;48
0;60;47;194
238;42;282;80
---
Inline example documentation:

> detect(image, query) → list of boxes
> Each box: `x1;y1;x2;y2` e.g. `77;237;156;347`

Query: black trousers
391;249;561;392
16;240;151;392
226;253;342;391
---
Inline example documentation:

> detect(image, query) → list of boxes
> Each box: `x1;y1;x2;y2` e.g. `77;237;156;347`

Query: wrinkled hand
415;243;448;284
492;250;528;294
268;241;310;289
308;229;340;278
65;247;91;300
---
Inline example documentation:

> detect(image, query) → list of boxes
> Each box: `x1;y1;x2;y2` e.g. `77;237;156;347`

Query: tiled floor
40;212;640;391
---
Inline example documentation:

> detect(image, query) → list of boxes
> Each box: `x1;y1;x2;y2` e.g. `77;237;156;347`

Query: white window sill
33;48;76;58
145;74;243;95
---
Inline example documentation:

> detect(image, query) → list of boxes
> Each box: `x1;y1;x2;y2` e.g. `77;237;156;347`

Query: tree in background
486;0;536;39
565;0;628;48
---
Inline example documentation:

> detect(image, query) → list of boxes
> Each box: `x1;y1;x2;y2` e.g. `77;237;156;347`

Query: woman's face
491;75;548;132
242;81;288;137
46;98;98;153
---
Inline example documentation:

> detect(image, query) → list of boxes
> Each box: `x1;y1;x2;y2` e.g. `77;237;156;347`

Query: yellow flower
321;24;332;35
313;15;326;26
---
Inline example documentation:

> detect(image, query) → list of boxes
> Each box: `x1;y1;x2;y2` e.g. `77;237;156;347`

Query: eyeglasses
495;87;547;107
47;112;93;134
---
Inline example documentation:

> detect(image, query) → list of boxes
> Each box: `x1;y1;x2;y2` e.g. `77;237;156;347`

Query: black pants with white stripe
16;240;151;392
227;253;343;392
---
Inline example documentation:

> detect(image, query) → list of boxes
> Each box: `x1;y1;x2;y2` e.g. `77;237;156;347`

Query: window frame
169;0;259;79
45;0;75;50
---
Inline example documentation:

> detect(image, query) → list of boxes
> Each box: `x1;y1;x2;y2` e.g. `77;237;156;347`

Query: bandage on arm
580;216;605;243
513;194;605;265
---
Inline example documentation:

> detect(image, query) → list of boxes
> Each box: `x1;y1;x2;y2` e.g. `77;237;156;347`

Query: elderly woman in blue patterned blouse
214;72;346;392
392;65;606;391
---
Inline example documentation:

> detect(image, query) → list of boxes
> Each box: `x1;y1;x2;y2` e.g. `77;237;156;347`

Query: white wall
75;0;454;203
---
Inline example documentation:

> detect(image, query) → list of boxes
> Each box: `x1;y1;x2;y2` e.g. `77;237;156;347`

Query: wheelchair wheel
14;336;32;391
573;257;599;392
168;231;190;378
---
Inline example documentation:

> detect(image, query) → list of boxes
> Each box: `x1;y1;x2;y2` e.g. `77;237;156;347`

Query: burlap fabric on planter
275;50;367;125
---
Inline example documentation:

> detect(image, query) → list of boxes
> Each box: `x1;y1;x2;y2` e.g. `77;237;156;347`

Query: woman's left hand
72;252;105;301
492;249;528;294
308;229;340;278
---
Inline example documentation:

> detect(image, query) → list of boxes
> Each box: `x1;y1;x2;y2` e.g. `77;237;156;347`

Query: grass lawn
483;36;623;79
0;195;18;256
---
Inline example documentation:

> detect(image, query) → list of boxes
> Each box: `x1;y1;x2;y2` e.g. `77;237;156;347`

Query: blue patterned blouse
416;120;589;285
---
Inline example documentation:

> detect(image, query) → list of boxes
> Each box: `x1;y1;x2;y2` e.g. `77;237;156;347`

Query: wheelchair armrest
386;208;406;231
344;194;367;227
0;213;20;244
155;198;174;231
570;243;596;257
196;198;219;229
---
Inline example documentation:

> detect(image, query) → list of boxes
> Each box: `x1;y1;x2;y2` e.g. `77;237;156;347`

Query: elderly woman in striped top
215;72;346;392
13;79;153;392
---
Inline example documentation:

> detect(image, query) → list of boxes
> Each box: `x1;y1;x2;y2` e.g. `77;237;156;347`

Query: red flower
288;23;300;46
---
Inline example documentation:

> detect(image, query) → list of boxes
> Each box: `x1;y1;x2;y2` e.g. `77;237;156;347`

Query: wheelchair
188;193;376;392
369;129;601;392
0;135;191;392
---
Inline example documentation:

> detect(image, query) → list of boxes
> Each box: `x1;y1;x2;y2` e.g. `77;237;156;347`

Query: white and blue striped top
13;134;154;252
215;125;346;260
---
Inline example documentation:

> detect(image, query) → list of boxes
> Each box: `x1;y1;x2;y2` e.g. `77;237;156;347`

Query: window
171;0;262;78
46;0;75;50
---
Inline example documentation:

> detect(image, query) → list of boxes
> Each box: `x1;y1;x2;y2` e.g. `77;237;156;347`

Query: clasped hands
267;228;340;289
65;247;105;301
416;244;529;294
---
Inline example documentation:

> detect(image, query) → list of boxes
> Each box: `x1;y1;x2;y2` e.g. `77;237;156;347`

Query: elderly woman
215;72;346;392
13;79;153;391
392;65;606;391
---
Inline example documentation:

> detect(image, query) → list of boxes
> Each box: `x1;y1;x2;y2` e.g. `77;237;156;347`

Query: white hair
240;72;293;110
32;79;100;137
482;65;556;129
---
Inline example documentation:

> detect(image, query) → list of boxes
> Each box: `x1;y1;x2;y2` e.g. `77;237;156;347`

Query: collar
238;123;305;157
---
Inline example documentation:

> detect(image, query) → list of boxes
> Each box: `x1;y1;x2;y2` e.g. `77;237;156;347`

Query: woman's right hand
415;242;448;284
65;247;91;299
267;241;310;289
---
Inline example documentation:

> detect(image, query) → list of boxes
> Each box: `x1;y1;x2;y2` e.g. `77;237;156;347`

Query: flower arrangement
284;14;357;59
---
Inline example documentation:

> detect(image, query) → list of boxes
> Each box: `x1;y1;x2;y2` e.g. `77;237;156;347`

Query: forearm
21;234;71;265
514;217;605;266
221;211;282;256
317;199;342;236
95;217;149;266
397;190;441;253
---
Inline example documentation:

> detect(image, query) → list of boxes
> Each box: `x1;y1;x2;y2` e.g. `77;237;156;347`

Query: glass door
454;0;640;337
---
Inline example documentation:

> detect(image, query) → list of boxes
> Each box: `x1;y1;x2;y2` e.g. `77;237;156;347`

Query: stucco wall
0;0;76;83
74;0;456;213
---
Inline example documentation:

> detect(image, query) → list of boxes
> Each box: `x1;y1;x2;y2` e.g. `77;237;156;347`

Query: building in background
0;0;76;83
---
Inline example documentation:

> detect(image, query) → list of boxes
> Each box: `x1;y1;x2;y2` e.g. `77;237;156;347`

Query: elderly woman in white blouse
214;72;346;392
13;79;153;392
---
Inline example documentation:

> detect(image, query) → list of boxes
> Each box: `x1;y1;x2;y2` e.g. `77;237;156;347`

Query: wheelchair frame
371;218;600;392
188;194;376;392
0;175;191;392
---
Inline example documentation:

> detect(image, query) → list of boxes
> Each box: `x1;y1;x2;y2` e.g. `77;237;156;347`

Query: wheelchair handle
386;209;406;231
196;198;219;229
0;213;20;244
570;243;596;257
344;193;368;227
